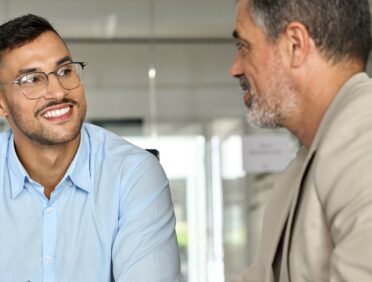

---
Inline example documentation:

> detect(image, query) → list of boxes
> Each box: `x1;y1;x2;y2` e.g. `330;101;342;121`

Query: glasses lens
19;72;48;99
58;63;84;90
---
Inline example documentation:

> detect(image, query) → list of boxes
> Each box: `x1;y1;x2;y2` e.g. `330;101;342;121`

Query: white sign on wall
242;134;294;173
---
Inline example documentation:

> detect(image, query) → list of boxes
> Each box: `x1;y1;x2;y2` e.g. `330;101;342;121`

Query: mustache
35;98;78;117
238;75;250;92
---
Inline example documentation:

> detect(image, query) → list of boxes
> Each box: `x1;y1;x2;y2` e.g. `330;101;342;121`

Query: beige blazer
232;73;372;282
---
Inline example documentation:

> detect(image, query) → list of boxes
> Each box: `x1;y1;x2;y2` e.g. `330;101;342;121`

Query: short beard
20;116;85;145
246;56;298;128
8;98;86;146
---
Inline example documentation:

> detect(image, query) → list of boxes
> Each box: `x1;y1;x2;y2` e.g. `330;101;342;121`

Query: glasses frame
10;61;87;100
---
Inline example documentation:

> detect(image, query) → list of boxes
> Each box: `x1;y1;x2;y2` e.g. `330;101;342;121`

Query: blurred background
0;0;371;281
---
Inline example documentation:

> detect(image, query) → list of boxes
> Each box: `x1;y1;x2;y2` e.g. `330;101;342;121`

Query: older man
231;0;372;281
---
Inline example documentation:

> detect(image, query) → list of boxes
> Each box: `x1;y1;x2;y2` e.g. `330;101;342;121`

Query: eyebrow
232;29;252;49
56;56;72;66
15;56;73;77
16;67;38;76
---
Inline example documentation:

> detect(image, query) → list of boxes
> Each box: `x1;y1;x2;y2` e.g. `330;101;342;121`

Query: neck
288;60;363;148
14;134;81;199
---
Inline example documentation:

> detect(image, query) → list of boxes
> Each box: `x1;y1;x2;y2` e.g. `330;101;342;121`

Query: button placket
42;202;57;282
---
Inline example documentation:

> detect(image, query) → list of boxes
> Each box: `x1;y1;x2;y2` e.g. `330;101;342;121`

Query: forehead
234;0;272;47
235;0;258;34
1;31;71;71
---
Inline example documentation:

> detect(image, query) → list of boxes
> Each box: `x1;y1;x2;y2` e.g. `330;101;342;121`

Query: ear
282;21;311;68
0;91;9;118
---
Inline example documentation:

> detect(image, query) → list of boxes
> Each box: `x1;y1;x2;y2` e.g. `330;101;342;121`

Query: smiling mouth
41;106;72;119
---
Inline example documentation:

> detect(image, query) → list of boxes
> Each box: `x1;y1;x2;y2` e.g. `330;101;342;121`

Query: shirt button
45;256;54;263
67;180;73;186
46;207;54;213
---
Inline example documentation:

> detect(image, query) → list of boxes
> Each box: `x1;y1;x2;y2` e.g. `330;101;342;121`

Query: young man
0;14;180;282
231;0;372;281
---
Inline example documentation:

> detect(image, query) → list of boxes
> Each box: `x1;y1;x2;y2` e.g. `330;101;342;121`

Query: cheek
76;89;87;110
7;96;39;119
241;56;262;83
71;86;85;101
246;60;272;91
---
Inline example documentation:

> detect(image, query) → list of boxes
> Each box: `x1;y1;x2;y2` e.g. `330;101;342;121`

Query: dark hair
248;0;372;65
0;14;61;54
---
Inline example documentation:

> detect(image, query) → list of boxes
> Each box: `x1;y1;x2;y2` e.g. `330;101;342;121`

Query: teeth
43;106;70;118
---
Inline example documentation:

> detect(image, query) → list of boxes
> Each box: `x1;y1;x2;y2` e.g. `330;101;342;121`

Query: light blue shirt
0;123;180;282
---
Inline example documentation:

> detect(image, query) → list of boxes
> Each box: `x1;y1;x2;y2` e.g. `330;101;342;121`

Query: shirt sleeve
111;153;180;281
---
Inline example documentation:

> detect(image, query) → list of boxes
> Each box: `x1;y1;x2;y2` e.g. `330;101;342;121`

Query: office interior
1;0;372;281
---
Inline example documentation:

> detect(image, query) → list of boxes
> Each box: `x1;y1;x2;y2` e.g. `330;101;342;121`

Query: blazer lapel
258;147;308;281
279;149;316;282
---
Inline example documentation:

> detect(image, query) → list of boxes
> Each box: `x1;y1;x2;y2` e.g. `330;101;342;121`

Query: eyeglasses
9;62;86;100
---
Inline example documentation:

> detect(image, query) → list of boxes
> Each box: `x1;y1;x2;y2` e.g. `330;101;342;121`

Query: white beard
246;53;299;128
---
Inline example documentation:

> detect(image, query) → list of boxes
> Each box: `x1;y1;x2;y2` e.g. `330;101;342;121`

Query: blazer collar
310;72;368;154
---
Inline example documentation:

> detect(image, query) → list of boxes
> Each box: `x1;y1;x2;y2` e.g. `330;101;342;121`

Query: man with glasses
0;14;180;282
230;0;372;281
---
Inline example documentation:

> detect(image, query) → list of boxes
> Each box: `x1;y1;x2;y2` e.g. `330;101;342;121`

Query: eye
236;40;251;58
56;64;74;77
18;73;45;86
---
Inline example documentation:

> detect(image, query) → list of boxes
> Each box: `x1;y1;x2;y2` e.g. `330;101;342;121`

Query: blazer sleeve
315;94;372;281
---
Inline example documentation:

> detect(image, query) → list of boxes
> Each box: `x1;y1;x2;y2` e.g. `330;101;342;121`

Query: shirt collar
7;134;28;199
7;126;92;198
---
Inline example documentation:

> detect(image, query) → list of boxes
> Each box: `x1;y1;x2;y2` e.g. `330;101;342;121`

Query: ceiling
0;0;237;39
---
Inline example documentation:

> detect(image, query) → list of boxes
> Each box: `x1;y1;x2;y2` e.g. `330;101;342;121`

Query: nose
230;53;243;78
43;74;66;100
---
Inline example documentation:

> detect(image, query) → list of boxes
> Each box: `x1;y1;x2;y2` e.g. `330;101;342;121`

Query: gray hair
248;0;372;65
